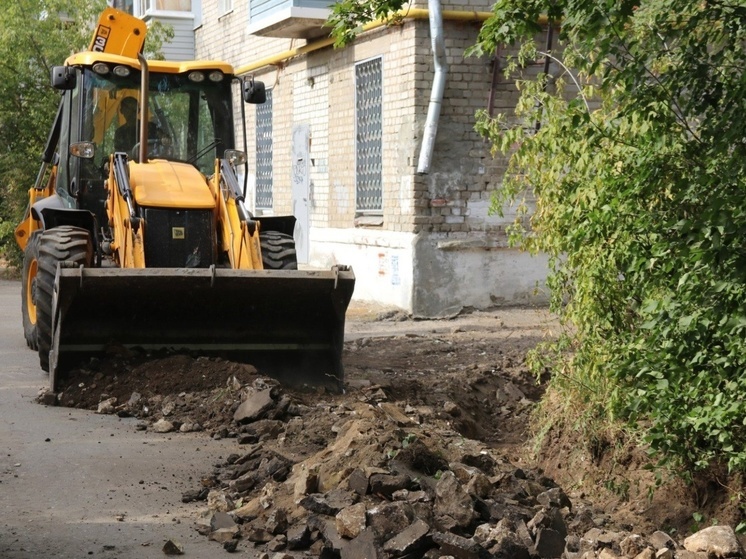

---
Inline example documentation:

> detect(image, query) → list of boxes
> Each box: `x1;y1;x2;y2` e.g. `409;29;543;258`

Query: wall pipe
416;0;446;175
233;9;553;175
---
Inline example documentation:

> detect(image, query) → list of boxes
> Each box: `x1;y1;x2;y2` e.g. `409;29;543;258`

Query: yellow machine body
18;8;355;392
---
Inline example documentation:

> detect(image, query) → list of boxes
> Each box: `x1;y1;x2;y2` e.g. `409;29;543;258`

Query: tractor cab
51;55;240;235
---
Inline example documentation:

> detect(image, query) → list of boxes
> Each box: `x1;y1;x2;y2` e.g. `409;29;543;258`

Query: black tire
36;226;93;372
21;231;42;349
260;231;298;270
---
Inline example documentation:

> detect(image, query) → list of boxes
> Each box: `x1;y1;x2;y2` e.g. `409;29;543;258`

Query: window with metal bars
255;89;273;210
355;57;383;213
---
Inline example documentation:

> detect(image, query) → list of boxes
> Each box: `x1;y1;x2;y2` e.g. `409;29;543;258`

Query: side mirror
70;142;95;159
224;149;247;167
243;77;266;104
51;66;76;90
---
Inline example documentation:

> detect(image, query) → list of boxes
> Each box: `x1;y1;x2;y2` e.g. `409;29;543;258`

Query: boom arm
107;153;145;268
89;8;146;57
36;102;63;188
113;153;140;231
220;158;254;225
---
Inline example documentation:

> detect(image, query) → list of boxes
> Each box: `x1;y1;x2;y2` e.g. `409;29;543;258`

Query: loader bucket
48;266;355;393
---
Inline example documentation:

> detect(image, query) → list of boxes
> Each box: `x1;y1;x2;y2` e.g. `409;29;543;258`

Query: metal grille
355;57;383;212
255;89;273;210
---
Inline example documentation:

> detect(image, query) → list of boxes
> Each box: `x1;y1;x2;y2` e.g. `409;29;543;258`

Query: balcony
248;0;334;39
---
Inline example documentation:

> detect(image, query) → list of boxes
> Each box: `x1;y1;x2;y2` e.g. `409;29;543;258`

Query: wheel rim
26;259;38;326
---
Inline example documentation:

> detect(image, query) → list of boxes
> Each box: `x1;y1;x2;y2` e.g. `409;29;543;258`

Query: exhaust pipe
137;53;149;163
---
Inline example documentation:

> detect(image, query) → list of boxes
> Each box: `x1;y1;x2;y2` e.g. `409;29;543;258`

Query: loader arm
214;158;263;269
107;152;146;268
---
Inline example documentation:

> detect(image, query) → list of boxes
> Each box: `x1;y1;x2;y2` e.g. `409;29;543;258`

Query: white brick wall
194;1;550;314
293;67;331;227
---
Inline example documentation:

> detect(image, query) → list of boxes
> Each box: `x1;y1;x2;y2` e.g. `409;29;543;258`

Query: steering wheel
130;139;174;162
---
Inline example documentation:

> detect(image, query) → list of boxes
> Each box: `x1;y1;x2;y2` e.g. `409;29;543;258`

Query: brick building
120;0;549;317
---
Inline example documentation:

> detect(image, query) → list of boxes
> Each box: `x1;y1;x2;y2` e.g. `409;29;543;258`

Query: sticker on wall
378;253;386;276
391;255;400;286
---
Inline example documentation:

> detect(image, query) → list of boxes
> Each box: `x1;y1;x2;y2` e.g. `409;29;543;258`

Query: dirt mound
50;315;546;448
51;352;261;432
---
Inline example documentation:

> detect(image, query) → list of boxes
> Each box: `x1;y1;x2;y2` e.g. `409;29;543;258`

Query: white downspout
416;0;447;175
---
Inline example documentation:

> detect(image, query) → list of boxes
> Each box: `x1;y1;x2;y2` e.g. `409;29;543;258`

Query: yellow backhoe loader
15;8;355;392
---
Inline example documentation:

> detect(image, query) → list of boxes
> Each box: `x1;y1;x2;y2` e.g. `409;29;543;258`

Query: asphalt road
0;279;237;558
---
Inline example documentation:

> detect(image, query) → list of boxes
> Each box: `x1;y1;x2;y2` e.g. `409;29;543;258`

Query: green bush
0;2;171;268
473;0;746;473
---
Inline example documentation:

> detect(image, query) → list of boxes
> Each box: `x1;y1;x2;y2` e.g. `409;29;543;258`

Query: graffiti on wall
377;252;401;286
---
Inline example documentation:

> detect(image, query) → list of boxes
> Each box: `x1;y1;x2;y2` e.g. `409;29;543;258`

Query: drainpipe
416;0;446;175
233;9;552;171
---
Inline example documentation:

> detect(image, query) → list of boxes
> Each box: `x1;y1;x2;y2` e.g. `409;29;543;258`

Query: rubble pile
35;314;746;558
187;378;570;557
179;382;745;559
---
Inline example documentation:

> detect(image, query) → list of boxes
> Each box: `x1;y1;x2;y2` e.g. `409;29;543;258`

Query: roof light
92;63;110;75
188;71;205;83
208;71;224;82
112;65;131;77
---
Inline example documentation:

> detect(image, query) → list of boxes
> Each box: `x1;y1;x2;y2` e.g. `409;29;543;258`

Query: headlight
208;71;224;82
113;65;131;77
92;63;110;75
188;71;205;83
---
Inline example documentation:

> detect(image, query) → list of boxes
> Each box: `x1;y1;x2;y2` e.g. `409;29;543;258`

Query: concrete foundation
309;228;549;318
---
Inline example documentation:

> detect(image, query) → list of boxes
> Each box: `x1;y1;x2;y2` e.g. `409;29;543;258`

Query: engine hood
129;160;215;209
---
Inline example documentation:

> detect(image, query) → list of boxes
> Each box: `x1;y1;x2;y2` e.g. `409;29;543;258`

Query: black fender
257;215;297;237
33;196;98;249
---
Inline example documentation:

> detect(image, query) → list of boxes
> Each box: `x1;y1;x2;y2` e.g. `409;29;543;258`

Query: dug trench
38;305;746;558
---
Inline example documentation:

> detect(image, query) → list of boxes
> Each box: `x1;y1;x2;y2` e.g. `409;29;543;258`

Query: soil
41;302;746;554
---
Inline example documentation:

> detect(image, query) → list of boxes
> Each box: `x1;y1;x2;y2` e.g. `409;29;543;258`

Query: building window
255;89;273;210
112;0;134;13
136;0;191;13
218;0;233;16
355;57;383;213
